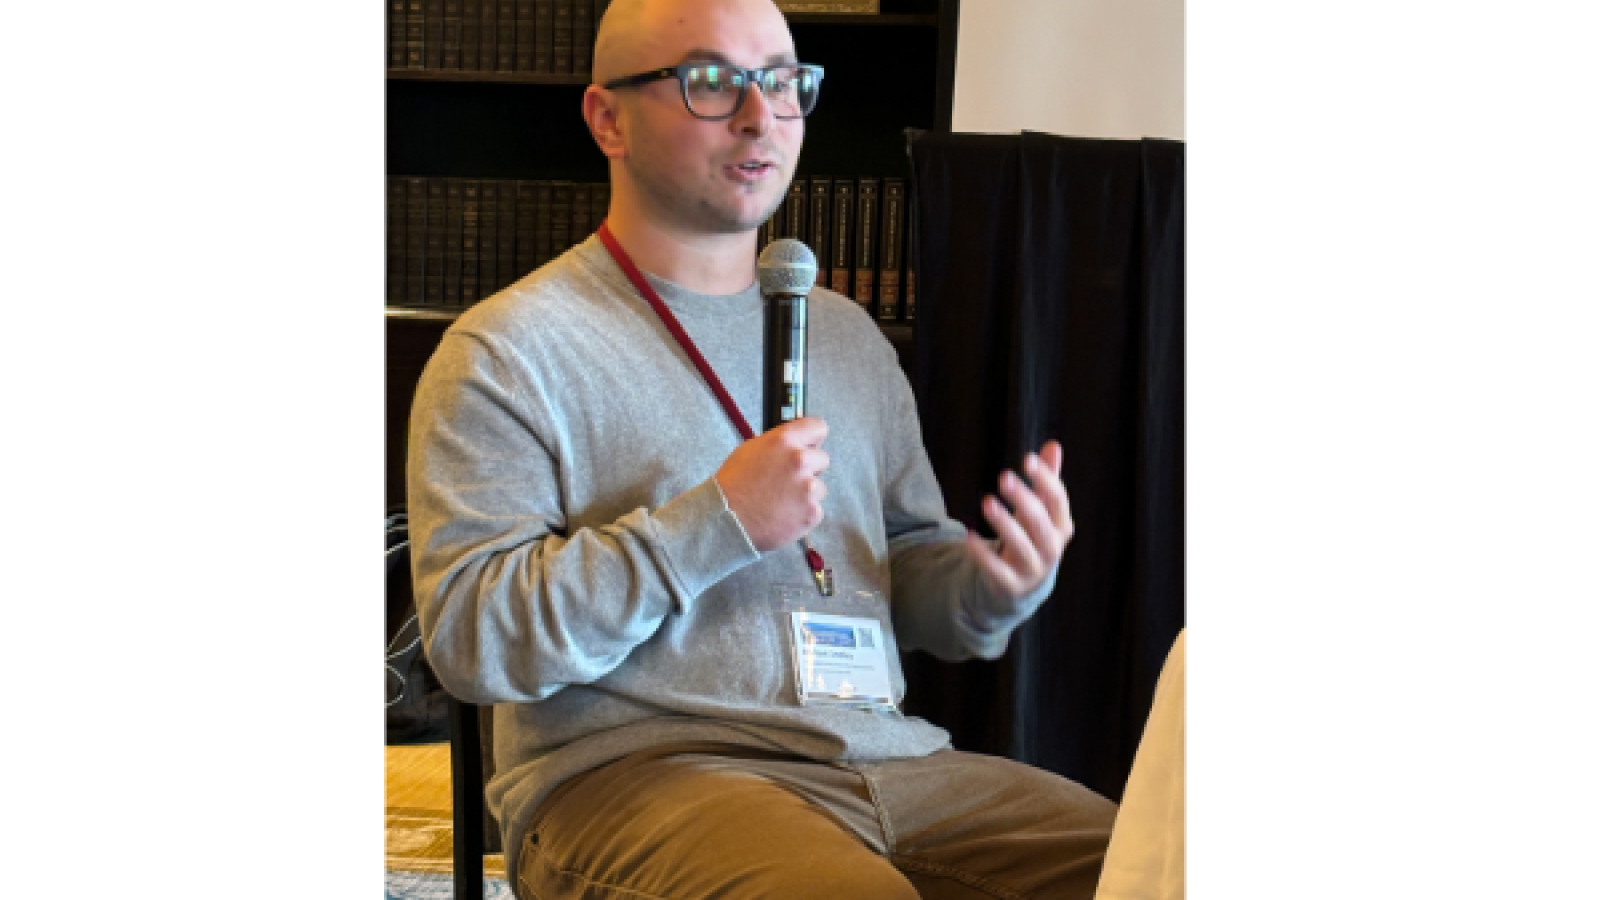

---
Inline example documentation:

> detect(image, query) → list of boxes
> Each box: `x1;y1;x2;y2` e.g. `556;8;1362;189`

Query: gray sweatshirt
406;235;1056;871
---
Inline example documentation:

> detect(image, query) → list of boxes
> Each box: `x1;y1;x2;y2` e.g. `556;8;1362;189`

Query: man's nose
731;80;775;138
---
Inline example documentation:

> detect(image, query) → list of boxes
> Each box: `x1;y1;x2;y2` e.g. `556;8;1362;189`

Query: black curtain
901;131;1184;802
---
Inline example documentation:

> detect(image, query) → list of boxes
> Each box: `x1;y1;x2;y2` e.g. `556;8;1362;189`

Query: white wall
951;0;1184;140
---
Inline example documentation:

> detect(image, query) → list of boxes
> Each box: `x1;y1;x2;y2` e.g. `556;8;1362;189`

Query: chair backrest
448;697;501;898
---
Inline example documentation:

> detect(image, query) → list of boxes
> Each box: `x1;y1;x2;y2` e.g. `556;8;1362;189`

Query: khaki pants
515;742;1116;900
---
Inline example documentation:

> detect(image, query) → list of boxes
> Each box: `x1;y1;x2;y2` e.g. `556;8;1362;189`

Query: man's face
615;0;803;235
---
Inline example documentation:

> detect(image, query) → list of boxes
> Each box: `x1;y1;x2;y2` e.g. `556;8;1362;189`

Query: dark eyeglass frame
601;62;825;121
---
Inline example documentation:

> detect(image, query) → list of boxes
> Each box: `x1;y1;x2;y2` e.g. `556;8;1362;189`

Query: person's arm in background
407;328;826;704
877;348;1074;661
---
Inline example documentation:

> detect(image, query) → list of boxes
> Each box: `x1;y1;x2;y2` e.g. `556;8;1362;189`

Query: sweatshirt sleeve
406;329;762;705
875;346;1058;662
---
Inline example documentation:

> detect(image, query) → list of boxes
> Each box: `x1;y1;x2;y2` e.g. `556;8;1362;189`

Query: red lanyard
597;222;834;596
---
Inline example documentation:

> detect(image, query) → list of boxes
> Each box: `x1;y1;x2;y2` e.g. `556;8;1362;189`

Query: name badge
788;611;896;710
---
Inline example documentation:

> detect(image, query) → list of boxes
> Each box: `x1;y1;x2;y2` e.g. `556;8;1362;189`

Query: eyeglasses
602;62;825;121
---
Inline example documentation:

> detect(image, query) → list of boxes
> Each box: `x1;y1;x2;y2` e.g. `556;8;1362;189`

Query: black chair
447;697;500;899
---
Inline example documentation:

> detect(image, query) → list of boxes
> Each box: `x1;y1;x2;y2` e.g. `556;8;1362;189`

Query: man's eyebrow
680;48;799;66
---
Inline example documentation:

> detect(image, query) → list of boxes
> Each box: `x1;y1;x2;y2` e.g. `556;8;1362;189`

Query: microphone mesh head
757;238;818;295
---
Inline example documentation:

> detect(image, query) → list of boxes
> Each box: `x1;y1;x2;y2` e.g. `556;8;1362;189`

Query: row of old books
759;176;916;323
386;0;612;74
387;177;611;309
386;174;916;321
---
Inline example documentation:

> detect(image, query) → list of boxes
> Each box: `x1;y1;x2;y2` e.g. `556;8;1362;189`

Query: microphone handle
762;292;808;432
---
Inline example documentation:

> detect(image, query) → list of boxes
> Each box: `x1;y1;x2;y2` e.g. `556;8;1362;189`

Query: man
407;0;1115;896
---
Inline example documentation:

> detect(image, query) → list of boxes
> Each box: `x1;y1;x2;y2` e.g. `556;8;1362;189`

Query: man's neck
602;204;757;296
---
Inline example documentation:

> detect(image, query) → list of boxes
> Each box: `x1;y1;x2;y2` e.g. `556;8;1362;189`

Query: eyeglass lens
683;65;819;118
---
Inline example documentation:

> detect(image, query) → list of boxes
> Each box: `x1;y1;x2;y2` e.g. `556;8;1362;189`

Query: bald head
593;0;793;84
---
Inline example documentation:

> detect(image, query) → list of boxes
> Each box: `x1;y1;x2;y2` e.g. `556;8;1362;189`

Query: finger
965;529;1024;598
999;468;1061;564
784;416;829;447
1021;453;1071;536
801;448;830;477
1041;440;1063;476
982;493;1043;579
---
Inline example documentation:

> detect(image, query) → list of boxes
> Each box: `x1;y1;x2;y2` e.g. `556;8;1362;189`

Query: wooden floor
386;741;507;878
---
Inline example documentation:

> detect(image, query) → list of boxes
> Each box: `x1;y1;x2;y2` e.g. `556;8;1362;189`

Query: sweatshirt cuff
954;559;1060;659
649;476;763;613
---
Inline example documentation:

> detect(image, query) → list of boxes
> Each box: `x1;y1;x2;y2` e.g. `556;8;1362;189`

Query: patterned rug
387;742;509;897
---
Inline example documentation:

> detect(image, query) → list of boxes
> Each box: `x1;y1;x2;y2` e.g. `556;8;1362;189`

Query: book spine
405;178;428;304
444;178;464;306
550;181;573;261
405;0;426;68
591;182;610;232
496;0;517;71
535;0;555;73
478;180;500;298
533;181;554;268
515;0;536;71
569;183;591;247
809;177;831;271
478;0;497;72
877;178;904;322
552;0;573;74
425;178;446;306
904;189;916;321
460;0;481;71
424;0;445;68
498;179;519;288
785;179;806;241
442;0;462;69
571;0;592;75
853;177;878;314
389;0;408;69
387;177;408;305
515;181;538;278
830;179;853;296
461;179;481;308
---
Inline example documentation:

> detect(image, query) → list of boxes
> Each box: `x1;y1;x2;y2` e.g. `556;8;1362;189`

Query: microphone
757;238;818;432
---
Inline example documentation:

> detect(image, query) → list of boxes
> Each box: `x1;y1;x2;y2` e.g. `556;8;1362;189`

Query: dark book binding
424;0;445;68
442;0;463;69
784;179;806;241
515;0;536;71
387;177;408;305
461;180;482;307
808;177;831;272
496;0;517;71
460;0;481;70
444;179;464;306
476;0;496;72
424;178;447;306
571;0;592;74
590;183;610;234
550;181;573;261
904;189;916;321
533;181;554;268
876;178;904;321
535;0;555;73
405;0;426;68
478;180;500;298
390;0;409;69
552;0;573;73
405;178;428;305
569;183;592;247
853;177;878;314
498;179;519;289
829;179;854;297
515;181;539;278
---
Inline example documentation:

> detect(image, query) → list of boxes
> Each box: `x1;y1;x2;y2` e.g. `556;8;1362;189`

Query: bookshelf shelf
787;13;937;26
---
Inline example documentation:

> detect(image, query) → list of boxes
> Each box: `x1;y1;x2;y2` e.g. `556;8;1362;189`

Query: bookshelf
387;0;962;505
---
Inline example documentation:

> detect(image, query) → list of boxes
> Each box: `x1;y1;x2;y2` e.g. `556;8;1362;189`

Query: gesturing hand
715;416;830;552
965;439;1075;601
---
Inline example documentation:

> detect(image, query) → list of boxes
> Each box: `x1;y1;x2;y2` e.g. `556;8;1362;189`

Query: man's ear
583;87;626;160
